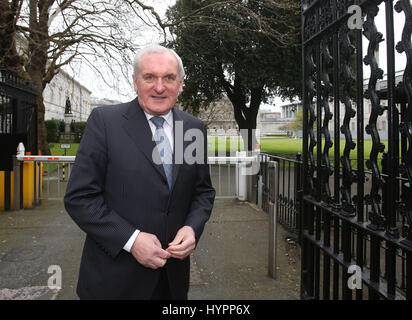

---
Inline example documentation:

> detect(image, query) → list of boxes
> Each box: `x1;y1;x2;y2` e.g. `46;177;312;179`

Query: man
64;44;215;300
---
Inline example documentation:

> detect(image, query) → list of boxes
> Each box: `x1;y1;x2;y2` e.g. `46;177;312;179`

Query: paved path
189;199;300;300
0;198;300;300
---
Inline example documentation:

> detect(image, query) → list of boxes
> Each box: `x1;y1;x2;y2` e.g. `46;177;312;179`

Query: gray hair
133;44;185;80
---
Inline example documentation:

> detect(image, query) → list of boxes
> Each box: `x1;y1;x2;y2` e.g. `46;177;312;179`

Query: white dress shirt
123;110;174;252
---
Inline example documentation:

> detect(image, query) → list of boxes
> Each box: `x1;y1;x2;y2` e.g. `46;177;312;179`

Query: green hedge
45;119;86;143
71;121;86;143
45;119;63;143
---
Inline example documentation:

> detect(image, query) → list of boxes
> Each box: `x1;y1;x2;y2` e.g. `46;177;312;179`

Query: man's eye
143;75;153;81
166;75;175;81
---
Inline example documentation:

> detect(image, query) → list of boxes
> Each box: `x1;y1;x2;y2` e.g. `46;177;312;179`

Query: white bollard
236;151;247;201
17;142;25;156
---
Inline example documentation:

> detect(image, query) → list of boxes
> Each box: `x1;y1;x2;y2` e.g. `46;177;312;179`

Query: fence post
268;161;278;279
257;176;262;208
4;171;11;211
381;152;388;223
295;152;303;245
13;155;21;211
35;161;41;205
236;151;247;201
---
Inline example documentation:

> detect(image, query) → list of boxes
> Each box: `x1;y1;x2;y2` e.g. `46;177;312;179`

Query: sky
68;1;407;113
64;0;175;103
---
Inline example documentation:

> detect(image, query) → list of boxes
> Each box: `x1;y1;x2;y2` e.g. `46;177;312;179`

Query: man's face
133;52;184;116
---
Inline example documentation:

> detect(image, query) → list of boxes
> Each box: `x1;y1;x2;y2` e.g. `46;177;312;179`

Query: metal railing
301;0;412;300
12;154;257;203
12;155;75;205
256;153;303;243
208;154;257;199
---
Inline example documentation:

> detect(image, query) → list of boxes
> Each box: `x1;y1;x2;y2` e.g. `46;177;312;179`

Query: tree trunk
237;113;257;152
29;72;50;155
27;0;51;155
230;86;263;152
36;84;50;155
218;67;264;151
0;0;25;75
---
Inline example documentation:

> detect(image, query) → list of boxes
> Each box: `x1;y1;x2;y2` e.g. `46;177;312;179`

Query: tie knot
150;116;165;129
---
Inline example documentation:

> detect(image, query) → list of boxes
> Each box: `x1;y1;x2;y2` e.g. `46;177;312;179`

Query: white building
191;98;238;135
257;102;302;136
278;70;404;139
89;97;122;111
43;69;92;122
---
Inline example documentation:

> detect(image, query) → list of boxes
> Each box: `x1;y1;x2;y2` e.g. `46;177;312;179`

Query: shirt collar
144;109;173;127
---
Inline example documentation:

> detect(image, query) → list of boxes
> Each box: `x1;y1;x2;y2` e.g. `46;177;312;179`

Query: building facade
258;102;302;136
195;98;238;135
187;97;298;137
43;69;92;122
89;97;122;111
258;70;403;139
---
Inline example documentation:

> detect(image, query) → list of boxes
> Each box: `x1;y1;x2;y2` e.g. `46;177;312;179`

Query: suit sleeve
64;108;136;258
184;123;216;244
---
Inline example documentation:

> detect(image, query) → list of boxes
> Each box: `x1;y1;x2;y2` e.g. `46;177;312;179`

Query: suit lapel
121;98;168;185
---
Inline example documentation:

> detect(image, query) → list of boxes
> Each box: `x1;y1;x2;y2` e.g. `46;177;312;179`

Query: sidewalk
189;199;300;300
0;198;300;300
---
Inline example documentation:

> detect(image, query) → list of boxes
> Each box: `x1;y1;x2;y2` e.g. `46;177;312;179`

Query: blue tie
150;116;173;189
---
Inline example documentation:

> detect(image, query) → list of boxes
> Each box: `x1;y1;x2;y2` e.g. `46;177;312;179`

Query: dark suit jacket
64;98;215;299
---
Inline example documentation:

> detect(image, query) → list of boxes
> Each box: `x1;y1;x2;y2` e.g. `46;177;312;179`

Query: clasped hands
130;226;195;269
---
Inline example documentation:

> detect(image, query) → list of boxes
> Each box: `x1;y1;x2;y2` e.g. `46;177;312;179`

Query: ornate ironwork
363;1;386;230
339;25;357;215
0;66;37;94
395;0;412;246
320;38;334;204
0;67;37;211
303;8;318;42
301;0;412;300
304;47;317;198
319;0;334;32
336;0;355;18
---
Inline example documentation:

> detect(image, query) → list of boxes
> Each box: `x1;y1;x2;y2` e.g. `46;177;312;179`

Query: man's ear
132;74;138;93
178;79;184;93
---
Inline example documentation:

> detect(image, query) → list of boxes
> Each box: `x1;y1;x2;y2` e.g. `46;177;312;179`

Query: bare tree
1;0;155;154
1;0;299;153
0;1;24;70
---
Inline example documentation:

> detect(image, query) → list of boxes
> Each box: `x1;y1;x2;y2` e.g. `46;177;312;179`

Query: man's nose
154;78;166;92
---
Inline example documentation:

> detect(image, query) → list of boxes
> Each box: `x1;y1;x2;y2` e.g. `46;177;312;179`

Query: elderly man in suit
64;44;215;300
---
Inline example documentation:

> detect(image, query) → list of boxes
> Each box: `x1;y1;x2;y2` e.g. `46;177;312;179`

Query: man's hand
130;232;171;269
167;226;196;260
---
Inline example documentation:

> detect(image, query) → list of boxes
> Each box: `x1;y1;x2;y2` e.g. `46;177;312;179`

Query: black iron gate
301;0;411;299
0;67;38;162
0;67;37;210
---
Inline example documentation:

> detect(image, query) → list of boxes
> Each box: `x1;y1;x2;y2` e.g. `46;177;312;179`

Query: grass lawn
49;138;388;163
260;138;387;160
46;143;79;171
207;136;387;161
49;143;79;156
